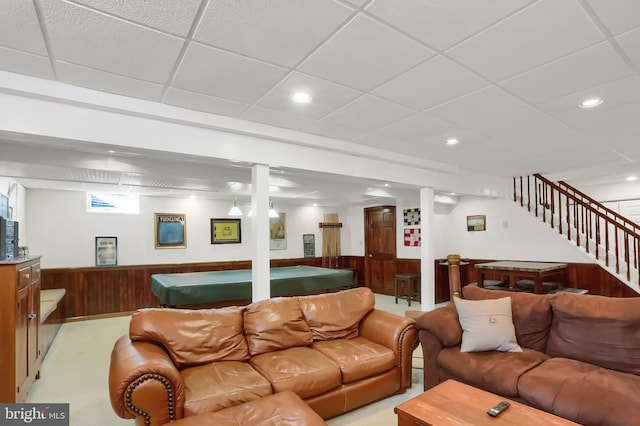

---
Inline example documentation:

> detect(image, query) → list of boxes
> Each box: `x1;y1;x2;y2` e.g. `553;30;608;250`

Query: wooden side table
394;274;420;306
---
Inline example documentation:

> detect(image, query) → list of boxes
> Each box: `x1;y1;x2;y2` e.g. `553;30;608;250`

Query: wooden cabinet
0;257;42;402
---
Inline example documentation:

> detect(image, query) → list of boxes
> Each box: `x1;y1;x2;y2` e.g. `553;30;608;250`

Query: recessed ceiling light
292;92;312;103
627;175;637;182
384;183;389;187
312;203;318;207
579;98;603;108
445;138;459;146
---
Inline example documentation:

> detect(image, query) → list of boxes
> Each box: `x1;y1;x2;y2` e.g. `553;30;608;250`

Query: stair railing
513;174;640;284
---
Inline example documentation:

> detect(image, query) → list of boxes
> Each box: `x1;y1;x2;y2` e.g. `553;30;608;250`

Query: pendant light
228;198;243;216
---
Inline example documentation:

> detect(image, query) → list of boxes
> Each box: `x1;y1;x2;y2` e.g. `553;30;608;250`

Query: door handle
369;254;373;257
28;313;37;320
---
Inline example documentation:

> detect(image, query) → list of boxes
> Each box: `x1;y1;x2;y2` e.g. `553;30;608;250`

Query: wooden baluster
566;194;571;241
625;232;630;281
605;223;610;267
550;187;555;229
558;190;563;235
513;177;516;203
574;201;580;248
527;175;531;212
615;228;620;274
535;181;540;217
585;209;590;254
595;213;600;260
520;176;524;207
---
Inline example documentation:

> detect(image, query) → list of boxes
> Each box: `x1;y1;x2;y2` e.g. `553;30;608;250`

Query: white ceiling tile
240;106;315;130
39;0;185;84
366;0;535;51
616;27;640;71
0;0;48;55
536;76;640;122
561;102;640;139
586;0;640;35
195;0;353;67
0;46;54;79
257;72;362;119
500;42;633;104
322;94;415;132
56;61;164;101
447;0;606;81
69;0;202;36
164;87;249;117
172;42;289;104
301;121;366;141
354;115;466;150
470;107;575;142
298;14;434;91
426;86;526;127
373;55;488;110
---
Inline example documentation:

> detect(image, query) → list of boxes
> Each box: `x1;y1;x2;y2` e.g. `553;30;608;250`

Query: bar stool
394;273;420;306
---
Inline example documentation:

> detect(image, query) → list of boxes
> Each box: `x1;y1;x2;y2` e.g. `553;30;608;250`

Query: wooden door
28;280;40;373
364;206;397;295
15;286;29;394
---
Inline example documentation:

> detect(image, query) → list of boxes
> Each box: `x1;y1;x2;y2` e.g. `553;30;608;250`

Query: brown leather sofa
109;287;417;426
416;285;640;426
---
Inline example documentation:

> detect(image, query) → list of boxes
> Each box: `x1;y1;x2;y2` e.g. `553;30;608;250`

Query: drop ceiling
1;0;640;204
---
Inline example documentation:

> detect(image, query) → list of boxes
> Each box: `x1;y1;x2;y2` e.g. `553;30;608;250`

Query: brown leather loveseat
416;285;640;426
109;287;417;425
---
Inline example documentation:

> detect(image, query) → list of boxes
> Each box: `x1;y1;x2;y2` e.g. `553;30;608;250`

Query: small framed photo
467;215;486;231
155;213;187;249
211;218;241;244
95;236;117;266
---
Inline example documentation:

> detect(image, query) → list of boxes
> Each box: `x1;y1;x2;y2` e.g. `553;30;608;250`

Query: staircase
513;174;640;294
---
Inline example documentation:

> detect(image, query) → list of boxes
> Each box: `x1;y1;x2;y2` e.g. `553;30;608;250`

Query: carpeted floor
26;294;437;426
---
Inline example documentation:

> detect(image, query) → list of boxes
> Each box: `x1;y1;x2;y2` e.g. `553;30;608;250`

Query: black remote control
487;400;510;417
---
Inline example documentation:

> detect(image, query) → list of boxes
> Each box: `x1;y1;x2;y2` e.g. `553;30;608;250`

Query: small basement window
87;193;139;214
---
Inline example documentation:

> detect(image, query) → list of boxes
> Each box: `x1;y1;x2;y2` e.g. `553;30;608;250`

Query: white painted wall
436;196;595;263
25;189;338;268
24;188;596;269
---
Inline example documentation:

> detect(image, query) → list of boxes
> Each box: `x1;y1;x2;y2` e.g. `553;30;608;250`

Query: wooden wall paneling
41;257;328;320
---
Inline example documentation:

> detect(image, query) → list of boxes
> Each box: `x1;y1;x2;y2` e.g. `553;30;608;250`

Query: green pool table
151;265;354;306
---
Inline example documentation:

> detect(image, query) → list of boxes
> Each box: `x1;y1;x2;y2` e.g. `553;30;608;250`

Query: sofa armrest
109;335;186;426
414;304;462;390
359;309;417;390
414;303;462;347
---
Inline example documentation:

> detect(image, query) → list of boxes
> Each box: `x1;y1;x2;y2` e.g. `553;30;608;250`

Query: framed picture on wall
270;213;286;250
467;215;486;231
211;218;242;244
155;213;187;249
95;236;117;266
303;234;315;257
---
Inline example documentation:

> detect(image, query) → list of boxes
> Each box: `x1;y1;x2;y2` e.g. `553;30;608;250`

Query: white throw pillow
453;296;522;353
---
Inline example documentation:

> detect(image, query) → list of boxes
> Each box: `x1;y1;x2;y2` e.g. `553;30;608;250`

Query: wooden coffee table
395;380;579;425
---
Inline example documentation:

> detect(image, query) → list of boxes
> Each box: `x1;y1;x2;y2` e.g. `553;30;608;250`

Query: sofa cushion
518;357;640;426
129;307;249;368
244;297;313;356
453;296;522;353
180;361;272;416
463;285;552;352
166;391;327;426
299;287;375;341
547;292;640;375
312;337;395;383
250;347;341;399
437;347;549;397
